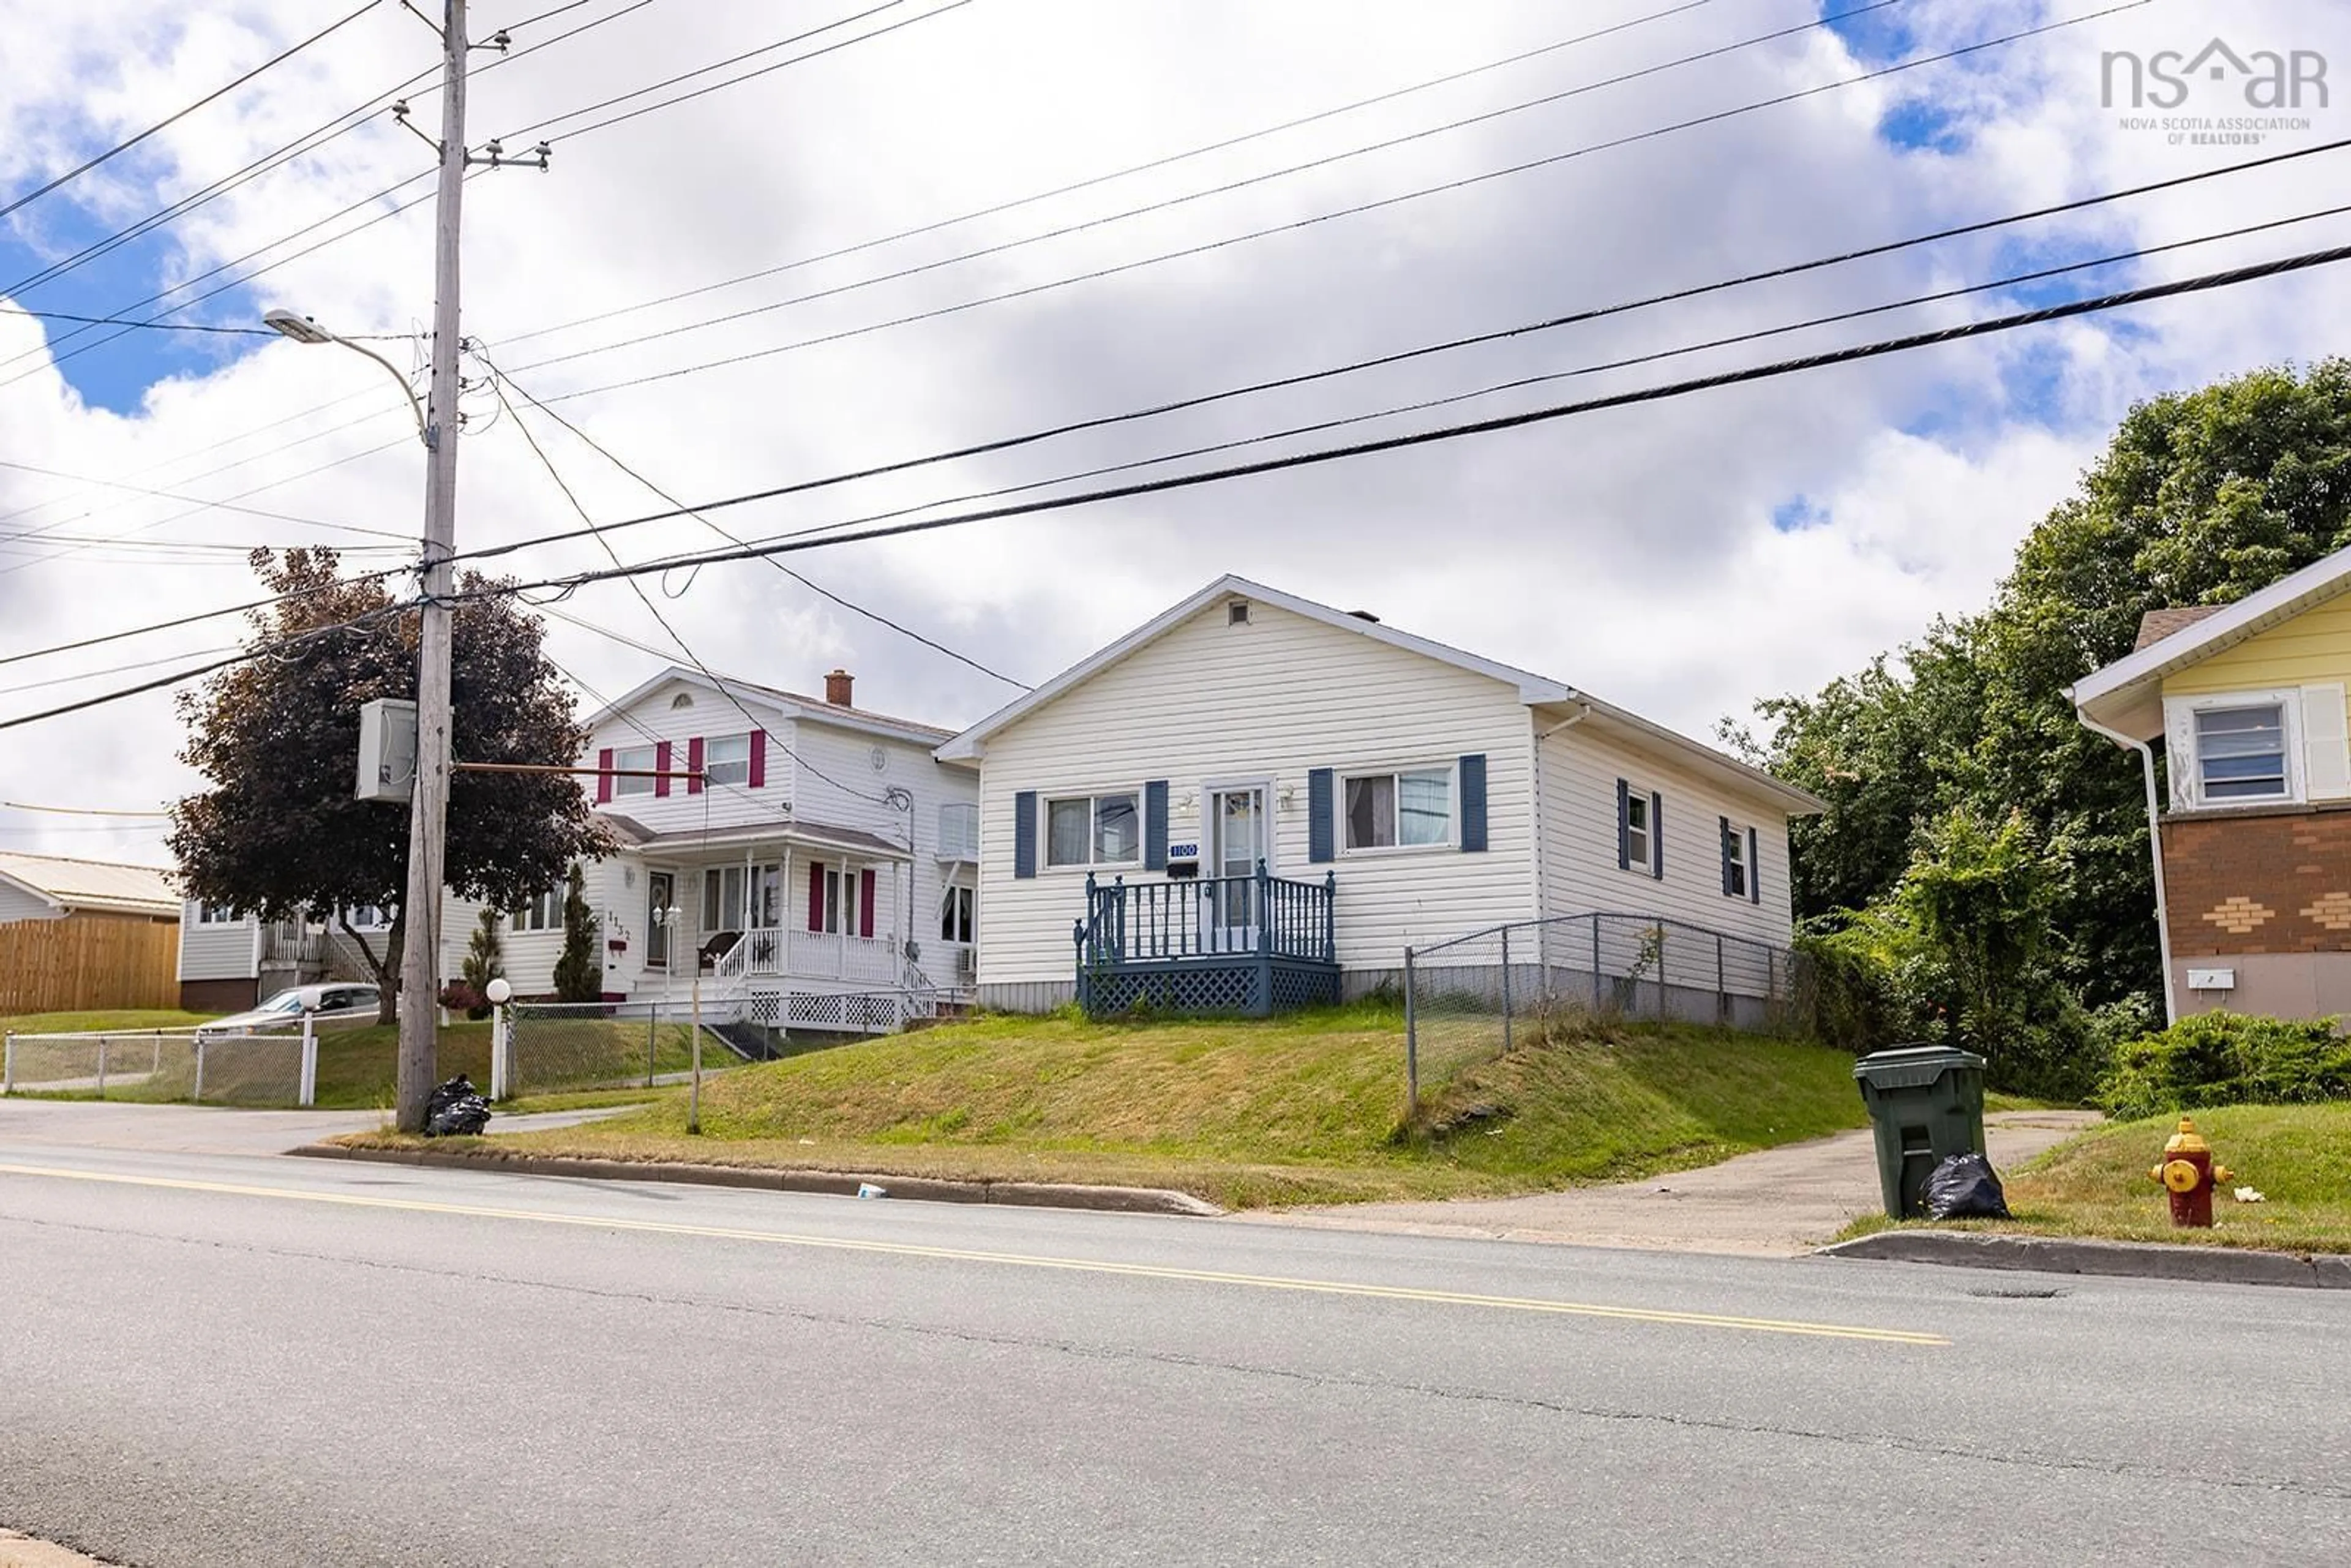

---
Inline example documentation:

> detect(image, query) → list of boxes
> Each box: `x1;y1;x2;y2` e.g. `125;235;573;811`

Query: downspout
1532;702;1595;926
2078;711;2178;1026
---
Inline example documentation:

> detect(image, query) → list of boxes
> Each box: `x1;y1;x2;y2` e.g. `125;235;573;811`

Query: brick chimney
823;669;855;707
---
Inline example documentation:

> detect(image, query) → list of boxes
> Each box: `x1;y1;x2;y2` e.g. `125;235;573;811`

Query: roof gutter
2078;710;2177;1026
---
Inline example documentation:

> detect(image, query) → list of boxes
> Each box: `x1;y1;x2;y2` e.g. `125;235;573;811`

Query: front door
646;872;675;968
1208;786;1266;950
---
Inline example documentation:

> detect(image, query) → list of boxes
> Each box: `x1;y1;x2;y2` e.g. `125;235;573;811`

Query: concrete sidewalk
1251;1110;2102;1257
0;1098;635;1158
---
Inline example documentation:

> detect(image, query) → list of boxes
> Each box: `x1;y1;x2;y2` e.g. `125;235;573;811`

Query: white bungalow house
178;666;980;1035
937;576;1821;1019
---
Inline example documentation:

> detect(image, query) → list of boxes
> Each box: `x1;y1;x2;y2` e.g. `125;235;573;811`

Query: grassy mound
391;1005;1874;1208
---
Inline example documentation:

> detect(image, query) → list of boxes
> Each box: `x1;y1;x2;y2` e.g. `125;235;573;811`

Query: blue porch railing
1074;864;1338;1017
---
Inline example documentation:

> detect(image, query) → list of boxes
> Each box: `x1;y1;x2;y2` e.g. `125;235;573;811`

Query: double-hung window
703;733;751;787
612;744;657;798
1625;790;1652;870
1342;767;1453;850
940;885;976;944
196;902;241;925
1046;793;1139;868
511;889;560;933
2194;703;2290;802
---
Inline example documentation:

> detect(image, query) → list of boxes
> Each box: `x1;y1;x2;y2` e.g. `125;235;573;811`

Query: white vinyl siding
0;880;61;922
177;901;260;982
1540;724;1794;951
586;681;792;835
972;598;1538;985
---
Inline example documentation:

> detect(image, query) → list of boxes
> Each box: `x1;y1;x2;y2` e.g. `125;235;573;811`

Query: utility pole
391;2;548;1133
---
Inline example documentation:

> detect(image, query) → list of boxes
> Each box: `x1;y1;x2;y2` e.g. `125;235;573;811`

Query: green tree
457;906;505;1019
550;863;602;1003
1760;359;2351;1019
170;550;607;1023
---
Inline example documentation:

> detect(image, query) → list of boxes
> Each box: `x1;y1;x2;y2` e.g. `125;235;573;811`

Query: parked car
198;983;384;1036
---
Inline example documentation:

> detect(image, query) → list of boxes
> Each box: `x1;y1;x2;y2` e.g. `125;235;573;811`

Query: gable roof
583;666;956;748
0;851;178;918
2132;605;2224;651
2073;546;2351;740
937;575;1821;814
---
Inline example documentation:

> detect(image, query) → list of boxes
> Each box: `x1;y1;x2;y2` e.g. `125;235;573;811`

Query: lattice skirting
744;989;901;1033
1078;958;1338;1019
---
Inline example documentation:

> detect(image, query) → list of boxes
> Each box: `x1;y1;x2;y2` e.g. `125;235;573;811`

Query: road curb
1819;1229;2351;1289
287;1142;1225;1217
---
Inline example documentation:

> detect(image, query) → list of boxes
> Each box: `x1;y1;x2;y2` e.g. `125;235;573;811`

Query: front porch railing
712;927;904;985
1074;865;1338;1017
1076;865;1335;967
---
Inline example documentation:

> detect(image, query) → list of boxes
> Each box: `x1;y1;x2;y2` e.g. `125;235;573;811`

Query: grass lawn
340;1005;1874;1209
1;1009;220;1036
1842;1104;2351;1253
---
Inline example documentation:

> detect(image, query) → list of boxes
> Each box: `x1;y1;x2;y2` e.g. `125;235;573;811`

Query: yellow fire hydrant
2148;1116;2234;1228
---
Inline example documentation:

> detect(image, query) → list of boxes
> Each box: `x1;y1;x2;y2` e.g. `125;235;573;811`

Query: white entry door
1207;786;1265;951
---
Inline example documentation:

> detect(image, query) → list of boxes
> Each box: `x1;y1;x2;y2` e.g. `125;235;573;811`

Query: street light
261;309;429;446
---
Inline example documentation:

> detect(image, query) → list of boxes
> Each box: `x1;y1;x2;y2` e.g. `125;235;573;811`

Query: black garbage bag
424;1075;491;1137
1922;1152;2011;1220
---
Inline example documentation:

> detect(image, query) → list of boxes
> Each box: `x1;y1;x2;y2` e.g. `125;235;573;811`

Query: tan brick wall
2162;805;2351;957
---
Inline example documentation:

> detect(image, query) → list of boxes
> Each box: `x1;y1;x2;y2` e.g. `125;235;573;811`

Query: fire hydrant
2149;1116;2235;1228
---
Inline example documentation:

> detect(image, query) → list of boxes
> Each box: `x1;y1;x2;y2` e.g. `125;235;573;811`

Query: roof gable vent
1228;601;1250;625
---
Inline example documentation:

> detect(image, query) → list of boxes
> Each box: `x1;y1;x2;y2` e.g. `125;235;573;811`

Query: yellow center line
0;1161;1949;1346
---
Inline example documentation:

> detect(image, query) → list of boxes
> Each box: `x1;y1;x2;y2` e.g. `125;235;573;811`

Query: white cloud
0;0;2346;867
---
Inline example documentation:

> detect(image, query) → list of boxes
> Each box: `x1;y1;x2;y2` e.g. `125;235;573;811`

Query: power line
0;0;381;224
0;307;276;337
462;239;2351;600
0;0;648;313
519;0;1908;375
498;0;1723;351
485;372;898;805
442;143;2347;570
0;457;411;547
0;801;171;819
0;560;413;673
501;0;909;140
511;0;2138;401
513;0;974;146
26;233;2345;738
482;358;1030;688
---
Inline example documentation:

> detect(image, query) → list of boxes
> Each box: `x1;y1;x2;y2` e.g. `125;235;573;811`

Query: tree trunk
340;913;405;1025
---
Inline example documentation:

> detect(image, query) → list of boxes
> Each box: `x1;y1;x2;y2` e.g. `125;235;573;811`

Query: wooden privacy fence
0;918;179;1014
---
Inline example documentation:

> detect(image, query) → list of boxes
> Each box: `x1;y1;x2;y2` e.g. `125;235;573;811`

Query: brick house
2072;549;2351;1021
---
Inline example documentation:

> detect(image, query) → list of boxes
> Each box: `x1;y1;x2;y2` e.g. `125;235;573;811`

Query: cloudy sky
0;0;2342;869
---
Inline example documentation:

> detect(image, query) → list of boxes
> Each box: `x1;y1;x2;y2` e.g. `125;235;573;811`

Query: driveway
1253;1109;2103;1256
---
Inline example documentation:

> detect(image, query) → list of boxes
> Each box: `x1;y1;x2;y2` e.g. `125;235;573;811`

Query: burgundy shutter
859;869;877;939
654;741;673;798
749;730;767;789
686;736;704;795
807;863;824;932
595;748;613;805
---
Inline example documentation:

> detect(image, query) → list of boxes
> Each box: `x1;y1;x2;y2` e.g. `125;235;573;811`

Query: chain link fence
1403;912;1811;1111
2;1027;311;1106
503;1001;741;1097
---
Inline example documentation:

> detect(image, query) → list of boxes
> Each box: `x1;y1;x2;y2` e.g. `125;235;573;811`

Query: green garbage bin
1853;1044;1988;1219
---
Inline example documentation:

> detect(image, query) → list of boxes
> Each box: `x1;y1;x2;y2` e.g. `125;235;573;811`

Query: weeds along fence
1402;912;1811;1111
502;1000;747;1097
2;1026;313;1106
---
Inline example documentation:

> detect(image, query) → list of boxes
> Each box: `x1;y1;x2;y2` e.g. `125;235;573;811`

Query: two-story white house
937;577;1820;1020
179;666;981;1037
438;666;979;1033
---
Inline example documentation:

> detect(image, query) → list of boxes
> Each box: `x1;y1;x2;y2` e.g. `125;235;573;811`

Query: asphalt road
3;1136;2348;1566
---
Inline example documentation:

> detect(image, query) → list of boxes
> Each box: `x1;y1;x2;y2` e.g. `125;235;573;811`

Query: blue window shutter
1748;826;1761;904
1308;769;1335;863
1616;778;1630;870
1013;791;1037;880
1649;791;1664;879
1720;816;1735;896
1458;754;1488;852
1144;781;1169;870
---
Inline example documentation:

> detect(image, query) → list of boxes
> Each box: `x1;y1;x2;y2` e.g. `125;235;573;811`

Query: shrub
2098;1011;2351;1121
